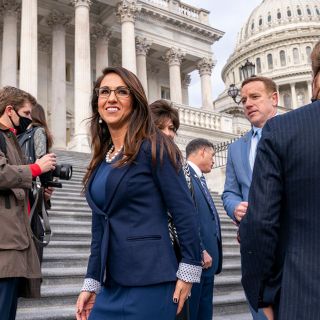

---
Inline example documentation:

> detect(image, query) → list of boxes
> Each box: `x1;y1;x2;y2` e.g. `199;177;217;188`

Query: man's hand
233;201;248;222
76;291;96;320
35;153;56;174
202;250;212;269
263;306;274;320
44;187;54;202
173;279;192;315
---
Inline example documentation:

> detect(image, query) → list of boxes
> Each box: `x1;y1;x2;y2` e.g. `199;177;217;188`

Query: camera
40;164;73;188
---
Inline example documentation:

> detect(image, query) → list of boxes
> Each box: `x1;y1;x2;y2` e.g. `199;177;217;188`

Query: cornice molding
138;5;223;44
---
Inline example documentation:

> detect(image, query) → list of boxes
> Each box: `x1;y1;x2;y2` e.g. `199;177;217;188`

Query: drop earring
99;117;103;124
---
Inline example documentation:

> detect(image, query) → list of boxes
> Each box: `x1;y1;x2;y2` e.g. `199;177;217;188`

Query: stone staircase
16;150;250;320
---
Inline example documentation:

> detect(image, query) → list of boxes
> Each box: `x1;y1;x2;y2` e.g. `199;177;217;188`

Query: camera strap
29;185;52;247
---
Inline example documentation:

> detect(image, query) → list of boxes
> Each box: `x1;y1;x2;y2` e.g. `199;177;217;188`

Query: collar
187;160;202;178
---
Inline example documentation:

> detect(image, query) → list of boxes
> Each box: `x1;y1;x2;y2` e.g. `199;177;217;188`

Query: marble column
20;0;37;97
116;0;140;74
38;34;50;114
307;81;313;101
147;64;159;102
47;10;70;149
92;23;111;76
1;1;19;87
197;57;214;110
164;47;185;104
290;83;297;109
69;0;92;152
182;73;191;105
136;36;151;95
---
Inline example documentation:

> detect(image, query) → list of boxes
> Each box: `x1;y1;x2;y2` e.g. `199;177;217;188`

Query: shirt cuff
81;278;101;294
176;262;202;283
30;164;42;177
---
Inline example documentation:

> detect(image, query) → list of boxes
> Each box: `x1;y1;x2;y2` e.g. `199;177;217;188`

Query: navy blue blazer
222;130;253;221
85;140;202;287
189;166;222;276
240;100;320;319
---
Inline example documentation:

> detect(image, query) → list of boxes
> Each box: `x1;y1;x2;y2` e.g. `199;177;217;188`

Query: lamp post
228;59;255;105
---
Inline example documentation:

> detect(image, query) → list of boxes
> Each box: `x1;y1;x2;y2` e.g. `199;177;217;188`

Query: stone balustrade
173;103;234;133
178;2;199;20
140;0;204;22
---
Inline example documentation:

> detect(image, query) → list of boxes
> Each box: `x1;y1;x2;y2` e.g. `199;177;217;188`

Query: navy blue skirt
89;282;177;320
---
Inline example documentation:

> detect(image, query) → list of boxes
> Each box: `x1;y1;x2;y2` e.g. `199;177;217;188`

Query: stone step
46;240;91;249
49;206;91;213
48;211;91;221
214;275;243;293
42;252;89;268
16;306;75;320
214;312;251;320
18;284;80;308
41;266;86;286
213;290;250;316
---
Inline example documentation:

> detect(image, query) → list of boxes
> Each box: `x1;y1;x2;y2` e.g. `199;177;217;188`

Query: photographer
17;103;55;263
0;86;56;320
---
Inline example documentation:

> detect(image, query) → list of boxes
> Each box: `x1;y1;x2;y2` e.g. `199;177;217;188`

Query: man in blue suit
222;76;278;319
240;41;320;320
186;138;222;320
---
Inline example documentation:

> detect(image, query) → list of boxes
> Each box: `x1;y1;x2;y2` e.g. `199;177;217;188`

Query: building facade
0;0;234;152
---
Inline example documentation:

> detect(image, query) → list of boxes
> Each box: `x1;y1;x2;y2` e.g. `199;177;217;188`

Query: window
161;87;170;100
239;67;242;81
277;11;281;19
232;71;235;84
268;13;272;23
251;21;254;30
316;7;320;15
293;48;300;64
256;57;261;74
280;50;286;66
297;8;302;16
66;63;72;82
307;8;312;15
267;53;273;70
259;18;263;26
306;46;312;63
287;8;292;17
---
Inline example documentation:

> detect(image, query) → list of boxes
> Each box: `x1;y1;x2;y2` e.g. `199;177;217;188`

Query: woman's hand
173;279;192;315
76;291;96;320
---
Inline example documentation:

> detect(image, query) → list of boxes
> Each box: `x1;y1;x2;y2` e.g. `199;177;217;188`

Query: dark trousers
0;278;21;320
189;276;214;320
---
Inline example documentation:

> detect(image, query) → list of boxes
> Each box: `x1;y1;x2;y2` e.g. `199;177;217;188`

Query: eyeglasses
95;86;131;99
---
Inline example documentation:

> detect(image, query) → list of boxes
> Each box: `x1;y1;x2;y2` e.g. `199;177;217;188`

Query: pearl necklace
105;144;123;163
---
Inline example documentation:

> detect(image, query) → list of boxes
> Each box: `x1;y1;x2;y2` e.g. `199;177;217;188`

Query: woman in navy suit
76;67;202;320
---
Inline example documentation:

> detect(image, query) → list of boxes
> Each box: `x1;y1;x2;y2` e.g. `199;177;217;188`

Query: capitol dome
214;0;320;132
238;0;320;46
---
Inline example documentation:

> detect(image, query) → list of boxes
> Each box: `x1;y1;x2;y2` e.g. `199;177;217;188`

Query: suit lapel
103;164;130;213
86;160;131;217
241;131;253;181
189;166;212;210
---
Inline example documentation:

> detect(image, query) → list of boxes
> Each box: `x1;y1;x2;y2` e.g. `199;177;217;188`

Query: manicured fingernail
173;298;178;303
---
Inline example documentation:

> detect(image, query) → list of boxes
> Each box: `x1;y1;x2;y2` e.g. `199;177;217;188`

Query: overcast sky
185;0;262;106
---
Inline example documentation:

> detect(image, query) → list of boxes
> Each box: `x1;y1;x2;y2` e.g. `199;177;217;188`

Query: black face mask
11;110;32;134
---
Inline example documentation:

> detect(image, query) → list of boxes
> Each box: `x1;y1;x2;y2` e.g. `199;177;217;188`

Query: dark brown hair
241;76;277;94
311;41;320;77
31;103;53;150
149;99;180;133
0;86;37;116
83;66;182;187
